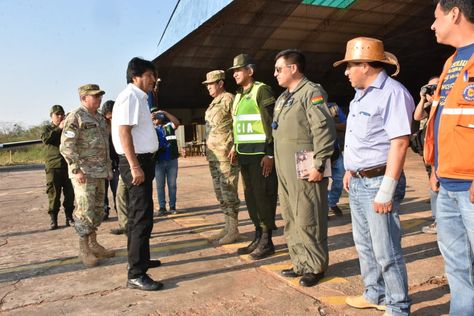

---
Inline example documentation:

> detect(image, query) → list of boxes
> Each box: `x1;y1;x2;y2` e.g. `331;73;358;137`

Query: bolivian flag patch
311;95;324;106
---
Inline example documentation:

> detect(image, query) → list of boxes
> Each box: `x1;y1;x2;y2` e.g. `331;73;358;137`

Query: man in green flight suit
229;54;278;260
41;105;75;230
273;49;336;287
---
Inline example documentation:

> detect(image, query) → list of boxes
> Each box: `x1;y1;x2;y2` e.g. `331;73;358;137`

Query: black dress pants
119;154;155;279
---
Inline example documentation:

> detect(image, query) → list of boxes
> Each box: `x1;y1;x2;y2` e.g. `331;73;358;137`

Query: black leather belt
136;153;154;159
119;153;154;159
350;165;386;178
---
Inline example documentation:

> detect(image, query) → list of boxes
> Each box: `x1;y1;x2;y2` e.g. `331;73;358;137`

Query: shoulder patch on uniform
64;131;75;138
311;95;324;106
462;84;474;101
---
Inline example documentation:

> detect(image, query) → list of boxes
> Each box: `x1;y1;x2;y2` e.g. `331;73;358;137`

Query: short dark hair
438;0;474;23
126;57;156;84
367;61;385;69
101;100;115;115
275;49;306;73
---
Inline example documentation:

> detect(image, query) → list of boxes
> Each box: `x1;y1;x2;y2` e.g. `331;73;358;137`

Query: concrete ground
0;151;450;315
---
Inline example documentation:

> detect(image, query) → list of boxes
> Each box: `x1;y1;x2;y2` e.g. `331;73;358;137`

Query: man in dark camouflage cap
203;70;240;245
60;84;115;268
41;104;75;229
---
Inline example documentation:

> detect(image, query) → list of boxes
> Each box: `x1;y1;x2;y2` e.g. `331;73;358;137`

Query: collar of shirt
287;77;308;95
128;83;148;101
79;105;100;120
211;93;226;106
239;81;255;95
354;70;388;101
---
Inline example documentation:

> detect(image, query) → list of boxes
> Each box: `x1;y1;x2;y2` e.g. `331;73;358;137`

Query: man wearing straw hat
333;37;414;316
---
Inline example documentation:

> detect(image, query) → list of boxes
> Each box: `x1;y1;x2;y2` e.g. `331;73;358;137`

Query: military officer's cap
50;104;65;115
78;84;105;97
202;70;225;84
227;54;254;71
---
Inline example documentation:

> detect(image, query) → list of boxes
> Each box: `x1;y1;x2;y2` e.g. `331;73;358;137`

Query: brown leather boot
79;235;99;268
89;231;116;259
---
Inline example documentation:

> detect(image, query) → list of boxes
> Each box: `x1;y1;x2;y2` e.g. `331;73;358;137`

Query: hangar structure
153;0;452;140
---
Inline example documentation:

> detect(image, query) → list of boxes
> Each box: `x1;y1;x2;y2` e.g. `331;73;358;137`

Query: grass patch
0;144;44;166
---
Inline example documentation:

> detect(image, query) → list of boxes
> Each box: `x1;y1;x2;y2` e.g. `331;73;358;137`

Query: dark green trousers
45;168;74;217
239;157;278;231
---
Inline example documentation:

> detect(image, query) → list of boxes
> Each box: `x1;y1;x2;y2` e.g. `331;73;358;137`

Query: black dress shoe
110;227;126;235
331;205;343;217
127;275;163;291
281;268;301;278
299;272;325;287
149;259;162;268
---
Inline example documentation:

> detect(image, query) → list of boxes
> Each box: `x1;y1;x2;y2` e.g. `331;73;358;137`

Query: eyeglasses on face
274;64;294;74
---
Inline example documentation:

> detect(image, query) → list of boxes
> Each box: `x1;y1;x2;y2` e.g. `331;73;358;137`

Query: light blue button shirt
344;70;415;171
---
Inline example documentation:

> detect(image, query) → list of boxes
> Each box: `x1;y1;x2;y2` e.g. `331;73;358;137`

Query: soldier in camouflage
203;70;240;245
60;84;116;267
41;104;75;230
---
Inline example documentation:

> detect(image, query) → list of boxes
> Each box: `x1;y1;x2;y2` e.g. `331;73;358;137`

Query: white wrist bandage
374;176;398;204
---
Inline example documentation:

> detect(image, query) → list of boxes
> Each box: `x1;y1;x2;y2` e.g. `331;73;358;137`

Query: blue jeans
155;159;178;209
429;188;438;220
328;154;344;207
436;186;474;315
349;173;411;316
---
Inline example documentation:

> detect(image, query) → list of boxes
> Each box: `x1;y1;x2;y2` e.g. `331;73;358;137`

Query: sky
0;0;178;128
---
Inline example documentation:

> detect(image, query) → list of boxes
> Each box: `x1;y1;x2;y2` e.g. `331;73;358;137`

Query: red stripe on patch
311;96;324;105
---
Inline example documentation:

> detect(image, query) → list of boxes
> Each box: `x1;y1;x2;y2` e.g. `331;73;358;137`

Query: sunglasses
274;64;293;74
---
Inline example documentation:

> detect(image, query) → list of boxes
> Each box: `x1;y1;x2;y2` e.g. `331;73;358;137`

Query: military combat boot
237;227;262;255
79;235;99;267
250;230;275;260
218;213;239;245
65;209;75;227
49;213;58;230
89;231;116;259
209;215;228;240
65;216;75;227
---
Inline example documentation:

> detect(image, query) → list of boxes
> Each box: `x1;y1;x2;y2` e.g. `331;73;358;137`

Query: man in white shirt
112;57;162;291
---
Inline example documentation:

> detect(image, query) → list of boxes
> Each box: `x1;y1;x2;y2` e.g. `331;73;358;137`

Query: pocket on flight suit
295;184;318;227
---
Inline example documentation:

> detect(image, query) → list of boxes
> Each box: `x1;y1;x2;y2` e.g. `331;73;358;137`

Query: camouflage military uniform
60;105;112;237
41;123;75;221
205;92;240;216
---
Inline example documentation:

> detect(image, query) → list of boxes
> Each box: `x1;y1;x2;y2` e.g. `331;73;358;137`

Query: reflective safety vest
233;82;266;154
424;53;474;180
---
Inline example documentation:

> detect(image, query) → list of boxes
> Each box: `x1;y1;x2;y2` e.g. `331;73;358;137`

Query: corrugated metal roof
154;0;451;111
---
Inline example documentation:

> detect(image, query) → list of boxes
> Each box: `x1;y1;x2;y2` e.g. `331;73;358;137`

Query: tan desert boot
79;235;98;268
89;231;116;259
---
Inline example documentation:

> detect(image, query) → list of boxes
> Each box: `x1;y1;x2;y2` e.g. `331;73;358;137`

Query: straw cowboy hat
333;37;400;76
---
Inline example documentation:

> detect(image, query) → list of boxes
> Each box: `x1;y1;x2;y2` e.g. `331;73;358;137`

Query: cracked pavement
0;153;450;315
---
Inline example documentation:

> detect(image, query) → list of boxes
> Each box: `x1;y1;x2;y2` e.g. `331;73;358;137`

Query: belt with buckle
119;153;154;159
350;165;386;178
